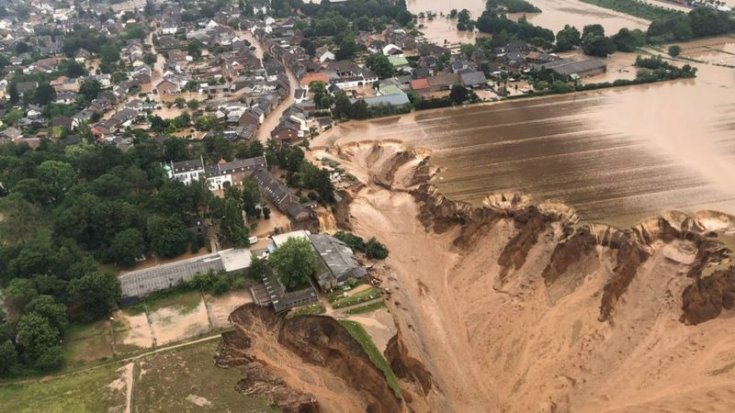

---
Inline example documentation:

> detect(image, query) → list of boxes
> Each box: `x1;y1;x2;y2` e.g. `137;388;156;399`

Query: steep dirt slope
334;142;735;413
215;304;404;413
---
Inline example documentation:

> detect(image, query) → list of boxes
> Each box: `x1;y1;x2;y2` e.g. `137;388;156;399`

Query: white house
316;46;335;64
166;158;206;185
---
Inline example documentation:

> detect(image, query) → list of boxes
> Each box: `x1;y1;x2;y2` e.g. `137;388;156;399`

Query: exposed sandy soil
148;299;211;346
220;307;372;413
331;141;735;412
345;307;397;354
206;290;253;328
114;310;154;350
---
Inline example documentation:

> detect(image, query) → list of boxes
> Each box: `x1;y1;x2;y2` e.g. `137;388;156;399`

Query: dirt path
122;362;134;413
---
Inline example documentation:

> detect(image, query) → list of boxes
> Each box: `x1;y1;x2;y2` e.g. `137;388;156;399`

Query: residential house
315;46;335;63
204;156;268;190
460;70;488;89
166;158;206;185
156;78;180;95
251;168;312;222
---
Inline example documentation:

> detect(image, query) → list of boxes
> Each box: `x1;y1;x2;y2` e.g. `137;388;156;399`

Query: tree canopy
269;237;316;291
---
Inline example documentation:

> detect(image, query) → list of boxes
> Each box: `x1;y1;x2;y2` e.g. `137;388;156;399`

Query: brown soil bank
335;142;735;412
215;304;403;413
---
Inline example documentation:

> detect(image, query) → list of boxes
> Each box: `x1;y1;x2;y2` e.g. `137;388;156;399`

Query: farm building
537;58;607;80
118;249;252;303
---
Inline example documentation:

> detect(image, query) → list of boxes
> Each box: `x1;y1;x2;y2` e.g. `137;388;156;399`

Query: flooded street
324;41;735;227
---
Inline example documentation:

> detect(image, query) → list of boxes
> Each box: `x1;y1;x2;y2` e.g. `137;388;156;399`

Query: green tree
581;33;616;57
269;237;316;290
0;340;18;375
241;178;261;217
450;85;469;104
67;272;121;322
309;81;333;109
333;91;352;119
79;78;102;103
147;215;190;258
65;60;87;78
108;228;146;267
365;237;389;259
335;38;359;60
24;295;69;334
247;256;268;280
16;313;63;371
555;25;581;52
37;160;77;203
33;83;57;106
365;53;395;79
4;278;38;314
582;24;605;38
164;138;190;161
612;28;644;52
219;196;249;247
0;195;44;245
668;45;681;57
7;82;18;104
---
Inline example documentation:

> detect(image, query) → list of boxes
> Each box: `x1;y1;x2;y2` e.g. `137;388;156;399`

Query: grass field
330;287;382;309
286;302;326;319
344;300;386;315
134;340;277;412
338;320;401;399
63;320;114;367
0;363;127;413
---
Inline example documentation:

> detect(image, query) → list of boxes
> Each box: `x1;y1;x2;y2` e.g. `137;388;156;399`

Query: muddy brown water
328;60;735;227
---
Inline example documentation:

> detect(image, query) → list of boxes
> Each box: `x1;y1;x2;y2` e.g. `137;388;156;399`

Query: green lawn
0;362;127;413
62;320;114;367
338;320;401;399
134;340;278;412
286;303;326;319
344;300;386;315
330;287;382;309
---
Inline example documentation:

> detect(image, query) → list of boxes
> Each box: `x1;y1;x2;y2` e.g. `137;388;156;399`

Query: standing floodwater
326;48;735;227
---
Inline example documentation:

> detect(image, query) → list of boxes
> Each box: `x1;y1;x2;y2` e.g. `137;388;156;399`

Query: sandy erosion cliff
336;142;735;412
215;304;432;413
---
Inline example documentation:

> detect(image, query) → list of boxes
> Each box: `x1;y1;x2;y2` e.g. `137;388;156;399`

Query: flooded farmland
409;0;651;45
324;46;735;227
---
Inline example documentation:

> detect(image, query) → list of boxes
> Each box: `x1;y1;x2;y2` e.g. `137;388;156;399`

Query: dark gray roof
205;156;267;177
460;70;487;87
251;168;294;211
172;158;205;173
309;234;367;289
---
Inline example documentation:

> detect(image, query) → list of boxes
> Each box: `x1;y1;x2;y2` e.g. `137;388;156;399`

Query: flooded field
408;0;650;43
324;46;735;227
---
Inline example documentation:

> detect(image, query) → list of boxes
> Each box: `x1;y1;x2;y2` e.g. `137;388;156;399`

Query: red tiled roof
300;72;330;87
410;78;430;91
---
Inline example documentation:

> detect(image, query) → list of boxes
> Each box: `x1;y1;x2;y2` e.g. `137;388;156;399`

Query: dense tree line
265;141;336;204
0;134;268;376
476;10;555;49
647;7;734;43
334;231;389;259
